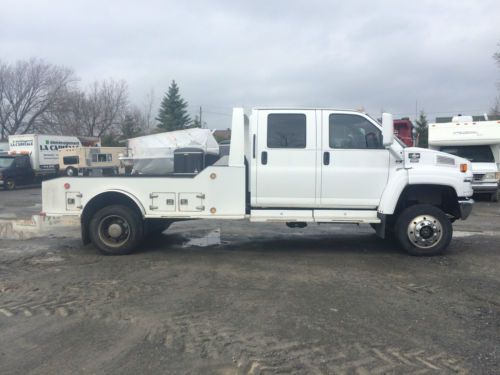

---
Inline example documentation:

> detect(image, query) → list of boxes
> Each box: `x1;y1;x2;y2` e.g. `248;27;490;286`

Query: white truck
429;115;500;202
42;108;474;256
1;134;81;189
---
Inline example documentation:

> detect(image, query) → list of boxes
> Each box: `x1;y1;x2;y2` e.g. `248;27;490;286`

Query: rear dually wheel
89;205;143;255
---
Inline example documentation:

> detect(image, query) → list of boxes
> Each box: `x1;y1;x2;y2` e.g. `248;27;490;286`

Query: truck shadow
139;231;404;256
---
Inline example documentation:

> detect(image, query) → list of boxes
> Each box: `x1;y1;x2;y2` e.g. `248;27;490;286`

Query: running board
250;209;380;224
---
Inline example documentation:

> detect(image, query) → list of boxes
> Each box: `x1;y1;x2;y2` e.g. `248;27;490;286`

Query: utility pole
415;99;418;122
199;106;203;128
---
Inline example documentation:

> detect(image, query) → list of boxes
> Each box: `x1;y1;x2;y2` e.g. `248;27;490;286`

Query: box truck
0;134;81;190
42;108;474;256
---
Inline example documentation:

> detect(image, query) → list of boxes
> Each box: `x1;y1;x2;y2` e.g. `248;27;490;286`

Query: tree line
0;58;198;144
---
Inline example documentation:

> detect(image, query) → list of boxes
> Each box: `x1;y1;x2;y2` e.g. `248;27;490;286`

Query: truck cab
42;108;474;256
0;154;35;190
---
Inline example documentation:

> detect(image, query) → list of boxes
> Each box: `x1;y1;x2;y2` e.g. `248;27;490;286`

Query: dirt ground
0;188;499;374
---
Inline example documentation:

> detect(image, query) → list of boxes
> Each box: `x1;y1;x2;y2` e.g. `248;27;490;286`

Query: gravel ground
0;187;499;374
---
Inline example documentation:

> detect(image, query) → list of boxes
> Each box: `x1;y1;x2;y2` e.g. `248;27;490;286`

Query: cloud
1;0;499;127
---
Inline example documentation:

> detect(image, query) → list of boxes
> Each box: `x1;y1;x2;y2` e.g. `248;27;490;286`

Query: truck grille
473;174;485;181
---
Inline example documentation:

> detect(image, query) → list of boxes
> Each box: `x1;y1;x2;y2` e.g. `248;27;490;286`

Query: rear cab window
267;114;307;148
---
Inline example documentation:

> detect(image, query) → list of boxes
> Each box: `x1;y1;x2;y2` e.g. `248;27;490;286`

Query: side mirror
382;113;394;147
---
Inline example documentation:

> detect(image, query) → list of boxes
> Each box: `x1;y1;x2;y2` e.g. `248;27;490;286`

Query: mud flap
374;213;387;239
81;219;91;245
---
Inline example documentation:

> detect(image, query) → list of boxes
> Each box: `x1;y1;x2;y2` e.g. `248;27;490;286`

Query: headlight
484;172;500;181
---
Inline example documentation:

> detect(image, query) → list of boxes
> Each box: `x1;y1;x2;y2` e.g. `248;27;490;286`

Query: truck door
255;110;317;207
320;111;389;208
15;156;34;185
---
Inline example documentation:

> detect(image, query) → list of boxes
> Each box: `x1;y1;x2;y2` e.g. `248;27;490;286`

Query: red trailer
393;118;414;147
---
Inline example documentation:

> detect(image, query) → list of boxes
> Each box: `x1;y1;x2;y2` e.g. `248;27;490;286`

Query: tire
395;204;452;256
4;178;16;190
65;167;77;177
89;205;144;255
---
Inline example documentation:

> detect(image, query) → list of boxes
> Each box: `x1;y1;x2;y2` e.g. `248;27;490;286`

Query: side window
267;114;306;148
63;156;79;165
329;114;383;149
97;154;107;162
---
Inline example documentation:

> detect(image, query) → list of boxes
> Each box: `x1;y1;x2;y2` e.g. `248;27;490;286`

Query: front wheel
4;178;16;190
395;204;452;256
490;192;498;203
89;205;144;255
65;167;77;176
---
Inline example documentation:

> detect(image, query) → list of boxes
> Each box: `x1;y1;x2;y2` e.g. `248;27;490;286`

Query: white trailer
8;134;81;174
42;108;474;256
429;115;500;201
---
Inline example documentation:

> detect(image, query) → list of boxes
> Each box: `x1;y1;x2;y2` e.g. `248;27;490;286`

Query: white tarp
125;128;219;174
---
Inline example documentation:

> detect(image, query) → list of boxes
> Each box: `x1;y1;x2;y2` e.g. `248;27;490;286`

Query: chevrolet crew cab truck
42;108;474;256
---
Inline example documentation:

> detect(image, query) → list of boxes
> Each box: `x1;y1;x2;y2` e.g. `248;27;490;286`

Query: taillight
460;164;468;173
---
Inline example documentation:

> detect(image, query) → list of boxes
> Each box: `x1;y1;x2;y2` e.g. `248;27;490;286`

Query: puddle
182;229;223;248
0;215;80;240
453;230;499;238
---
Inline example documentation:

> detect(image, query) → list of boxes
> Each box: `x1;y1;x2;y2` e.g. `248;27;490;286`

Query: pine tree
121;114;142;139
156;80;191;131
415;110;429;148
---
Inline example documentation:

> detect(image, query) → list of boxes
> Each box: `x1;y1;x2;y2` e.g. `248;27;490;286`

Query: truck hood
404;147;473;177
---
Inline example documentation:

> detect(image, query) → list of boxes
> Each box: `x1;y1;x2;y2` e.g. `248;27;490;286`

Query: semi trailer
42;108;474;256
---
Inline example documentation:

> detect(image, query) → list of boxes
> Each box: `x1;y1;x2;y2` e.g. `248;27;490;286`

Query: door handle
323;151;330;165
261;151;268;165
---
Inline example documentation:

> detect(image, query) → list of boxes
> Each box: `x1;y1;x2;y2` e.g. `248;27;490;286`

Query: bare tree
0;58;76;139
80;79;128;137
44;79;128;137
142;88;155;131
489;97;500;117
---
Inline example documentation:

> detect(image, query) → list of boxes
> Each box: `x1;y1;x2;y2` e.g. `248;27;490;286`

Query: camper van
429;115;500;201
58;147;126;176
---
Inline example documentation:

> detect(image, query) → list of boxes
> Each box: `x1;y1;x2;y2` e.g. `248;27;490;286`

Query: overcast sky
1;0;499;128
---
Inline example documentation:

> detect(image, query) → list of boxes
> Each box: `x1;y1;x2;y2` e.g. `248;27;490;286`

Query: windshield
440;145;494;162
0;157;14;168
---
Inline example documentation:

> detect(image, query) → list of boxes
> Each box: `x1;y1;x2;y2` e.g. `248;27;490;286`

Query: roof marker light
64;183;70;189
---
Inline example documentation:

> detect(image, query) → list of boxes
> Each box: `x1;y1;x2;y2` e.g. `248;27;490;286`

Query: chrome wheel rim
407;215;443;249
6;180;15;190
97;215;131;248
66;168;74;176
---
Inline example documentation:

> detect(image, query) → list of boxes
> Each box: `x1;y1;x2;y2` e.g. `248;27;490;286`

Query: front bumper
472;182;498;194
458;199;474;220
